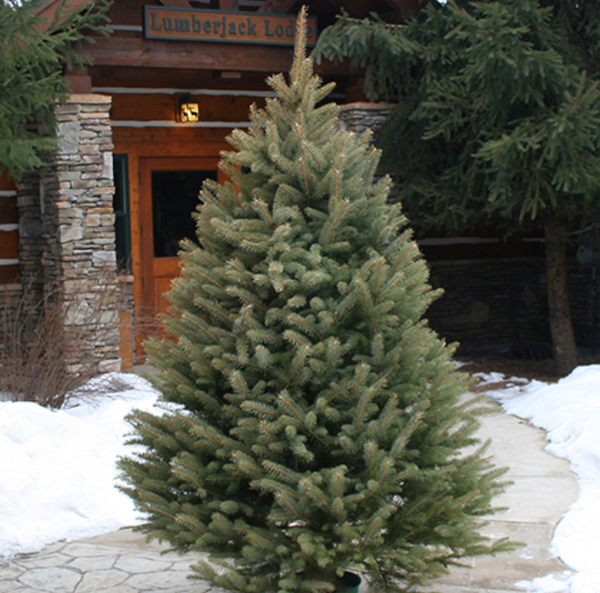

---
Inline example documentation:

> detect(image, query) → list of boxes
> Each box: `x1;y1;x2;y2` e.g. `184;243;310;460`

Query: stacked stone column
338;102;399;203
17;94;121;373
337;102;394;135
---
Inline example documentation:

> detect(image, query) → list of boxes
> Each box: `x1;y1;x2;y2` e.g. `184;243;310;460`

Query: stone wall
337;102;400;202
425;259;551;355
338;102;394;134
17;170;44;302
0;283;26;343
16;94;121;373
426;258;599;357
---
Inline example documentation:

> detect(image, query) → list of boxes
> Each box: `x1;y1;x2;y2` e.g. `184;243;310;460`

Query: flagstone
114;555;172;574
93;586;138;593
125;569;193;590
169;559;195;572
0;577;26;593
0;562;24;581
12;553;73;569
61;542;117;558
18;566;81;592
76;568;129;592
68;554;118;572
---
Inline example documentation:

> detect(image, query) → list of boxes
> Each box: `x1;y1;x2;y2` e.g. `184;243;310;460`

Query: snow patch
0;373;159;557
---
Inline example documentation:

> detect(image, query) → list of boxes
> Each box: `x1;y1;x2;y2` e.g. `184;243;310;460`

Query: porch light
177;94;199;123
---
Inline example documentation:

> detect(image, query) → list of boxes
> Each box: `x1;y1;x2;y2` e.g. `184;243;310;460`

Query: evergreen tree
0;0;110;181
119;10;510;593
315;0;600;376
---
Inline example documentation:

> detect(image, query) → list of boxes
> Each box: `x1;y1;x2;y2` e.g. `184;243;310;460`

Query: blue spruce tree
119;9;511;592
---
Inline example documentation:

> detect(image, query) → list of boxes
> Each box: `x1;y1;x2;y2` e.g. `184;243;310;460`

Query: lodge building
0;0;594;373
0;0;422;372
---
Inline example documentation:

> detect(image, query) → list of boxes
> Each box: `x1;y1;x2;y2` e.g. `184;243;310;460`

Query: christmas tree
119;9;510;592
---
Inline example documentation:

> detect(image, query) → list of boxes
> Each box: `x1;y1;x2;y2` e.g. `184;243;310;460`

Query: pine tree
119;10;511;593
0;0;110;181
315;0;600;376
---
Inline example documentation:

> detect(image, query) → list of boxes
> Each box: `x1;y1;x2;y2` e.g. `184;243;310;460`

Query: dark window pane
151;170;217;258
113;154;131;271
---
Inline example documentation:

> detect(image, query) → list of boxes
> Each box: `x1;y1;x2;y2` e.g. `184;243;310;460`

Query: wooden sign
144;7;317;46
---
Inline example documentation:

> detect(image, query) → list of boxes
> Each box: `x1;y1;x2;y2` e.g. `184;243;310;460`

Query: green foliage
119;12;511;593
314;0;600;234
313;9;419;104
0;0;110;181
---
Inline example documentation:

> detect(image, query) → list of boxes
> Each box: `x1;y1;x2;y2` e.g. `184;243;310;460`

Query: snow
0;373;160;558
1;365;600;592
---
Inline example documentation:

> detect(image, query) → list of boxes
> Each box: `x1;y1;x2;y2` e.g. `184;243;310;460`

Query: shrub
0;275;123;408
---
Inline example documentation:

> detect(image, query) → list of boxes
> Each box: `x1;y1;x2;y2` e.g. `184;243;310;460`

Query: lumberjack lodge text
144;7;317;46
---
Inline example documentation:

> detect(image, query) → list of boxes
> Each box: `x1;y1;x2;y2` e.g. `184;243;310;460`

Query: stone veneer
337;102;400;203
338;102;394;134
16;94;121;373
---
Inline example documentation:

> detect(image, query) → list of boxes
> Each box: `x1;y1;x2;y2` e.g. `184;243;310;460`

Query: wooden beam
110;92;261;122
217;0;239;9
215;71;242;79
214;0;240;78
381;0;419;8
257;0;297;14
89;64;269;88
80;36;349;74
345;76;368;103
29;0;61;17
65;74;92;93
30;0;94;32
159;0;193;7
81;36;292;72
65;65;92;94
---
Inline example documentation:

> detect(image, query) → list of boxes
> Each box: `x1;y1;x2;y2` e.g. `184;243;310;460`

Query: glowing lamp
177;95;199;123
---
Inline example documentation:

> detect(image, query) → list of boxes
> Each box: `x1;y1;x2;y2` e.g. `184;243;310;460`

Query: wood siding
111;92;259;123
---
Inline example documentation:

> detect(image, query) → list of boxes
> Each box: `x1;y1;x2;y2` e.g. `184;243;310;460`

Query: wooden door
139;156;222;335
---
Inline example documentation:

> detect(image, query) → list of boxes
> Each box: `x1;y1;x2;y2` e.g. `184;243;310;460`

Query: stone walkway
0;530;217;593
0;395;579;593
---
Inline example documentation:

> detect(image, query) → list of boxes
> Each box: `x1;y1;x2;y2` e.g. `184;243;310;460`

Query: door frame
112;131;230;362
137;156;221;347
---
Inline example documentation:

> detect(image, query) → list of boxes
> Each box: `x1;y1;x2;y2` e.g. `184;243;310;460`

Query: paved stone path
0;529;219;593
0;394;579;593
0;527;238;593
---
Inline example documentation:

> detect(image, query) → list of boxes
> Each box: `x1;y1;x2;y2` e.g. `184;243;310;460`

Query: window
113;154;131;271
151;169;217;258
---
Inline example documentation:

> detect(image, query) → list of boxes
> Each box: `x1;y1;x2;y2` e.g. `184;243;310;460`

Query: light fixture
177;94;199;123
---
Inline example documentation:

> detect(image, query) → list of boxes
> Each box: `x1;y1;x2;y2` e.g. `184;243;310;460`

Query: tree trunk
545;219;578;376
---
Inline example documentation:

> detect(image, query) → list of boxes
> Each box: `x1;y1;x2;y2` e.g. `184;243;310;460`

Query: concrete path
418;396;578;593
0;395;579;593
